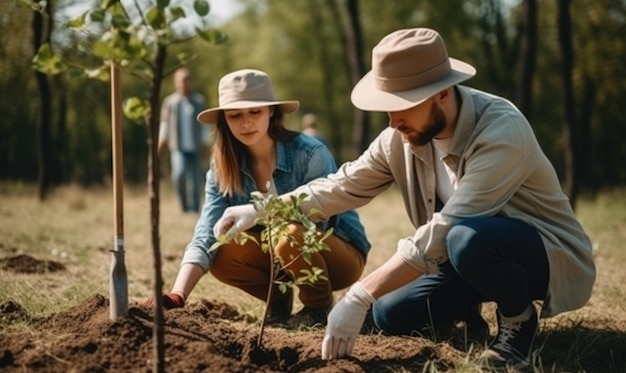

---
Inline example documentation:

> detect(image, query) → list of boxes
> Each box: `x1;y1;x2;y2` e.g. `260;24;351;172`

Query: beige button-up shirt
294;86;595;318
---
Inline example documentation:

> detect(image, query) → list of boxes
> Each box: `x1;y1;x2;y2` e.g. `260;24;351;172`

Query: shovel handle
110;64;128;320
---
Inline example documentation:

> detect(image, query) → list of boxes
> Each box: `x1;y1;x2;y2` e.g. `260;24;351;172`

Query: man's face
174;72;192;96
387;99;447;146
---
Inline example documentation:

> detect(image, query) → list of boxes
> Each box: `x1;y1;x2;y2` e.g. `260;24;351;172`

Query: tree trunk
578;74;595;189
33;1;52;201
515;0;537;117
342;0;370;159
149;44;167;373
53;75;68;184
557;0;578;206
309;0;340;161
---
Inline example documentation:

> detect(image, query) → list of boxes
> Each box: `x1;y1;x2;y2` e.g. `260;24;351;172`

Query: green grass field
1;182;625;372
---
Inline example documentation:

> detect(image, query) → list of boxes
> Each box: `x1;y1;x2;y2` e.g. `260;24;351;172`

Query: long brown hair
212;106;298;196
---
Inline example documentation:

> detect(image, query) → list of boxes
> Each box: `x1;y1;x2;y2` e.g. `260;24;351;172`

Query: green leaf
90;8;106;23
146;7;166;29
17;0;47;13
156;0;170;9
193;0;210;16
122;97;150;123
169;6;186;22
176;52;190;63
100;0;120;9
85;66;110;82
199;28;228;44
208;241;223;252
66;11;88;29
32;44;66;75
110;14;130;28
92;39;113;60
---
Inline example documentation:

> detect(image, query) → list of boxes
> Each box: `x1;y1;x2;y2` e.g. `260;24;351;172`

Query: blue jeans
372;216;549;336
170;150;202;213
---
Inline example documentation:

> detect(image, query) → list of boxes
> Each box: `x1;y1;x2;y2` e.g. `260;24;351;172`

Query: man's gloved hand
142;292;185;309
321;282;376;360
213;204;260;240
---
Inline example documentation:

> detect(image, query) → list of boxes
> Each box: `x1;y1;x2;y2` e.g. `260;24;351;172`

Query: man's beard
406;103;447;146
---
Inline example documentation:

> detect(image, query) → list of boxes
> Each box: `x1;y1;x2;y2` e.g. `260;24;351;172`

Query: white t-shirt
178;98;196;152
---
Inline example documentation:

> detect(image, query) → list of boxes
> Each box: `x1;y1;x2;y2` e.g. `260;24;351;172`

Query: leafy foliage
213;192;332;295
30;0;227;124
4;0;626;190
212;191;332;347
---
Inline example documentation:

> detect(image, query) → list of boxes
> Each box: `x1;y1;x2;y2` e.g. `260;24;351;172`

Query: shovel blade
110;238;128;320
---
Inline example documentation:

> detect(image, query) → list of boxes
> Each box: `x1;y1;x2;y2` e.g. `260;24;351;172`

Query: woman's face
224;106;273;147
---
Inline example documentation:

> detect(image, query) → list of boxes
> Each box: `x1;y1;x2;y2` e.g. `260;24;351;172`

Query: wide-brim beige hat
197;69;300;124
351;28;476;112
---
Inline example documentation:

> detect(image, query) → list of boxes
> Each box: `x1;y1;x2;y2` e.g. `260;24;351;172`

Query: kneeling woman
145;69;370;328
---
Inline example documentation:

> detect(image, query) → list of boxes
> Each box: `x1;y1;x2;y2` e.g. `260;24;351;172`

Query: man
159;68;211;213
301;112;335;166
301;113;330;148
214;28;595;369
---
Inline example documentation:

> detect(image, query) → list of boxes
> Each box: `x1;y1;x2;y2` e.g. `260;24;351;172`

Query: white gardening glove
213;204;260;241
321;281;375;360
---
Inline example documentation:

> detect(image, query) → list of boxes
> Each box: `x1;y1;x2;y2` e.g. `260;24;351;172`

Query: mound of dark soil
0;294;464;373
0;254;66;274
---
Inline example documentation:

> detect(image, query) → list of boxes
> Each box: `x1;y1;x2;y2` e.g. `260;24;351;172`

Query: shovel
109;63;128;320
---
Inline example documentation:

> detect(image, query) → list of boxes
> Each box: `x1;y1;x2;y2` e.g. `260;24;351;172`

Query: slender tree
557;0;578;205
515;0;538;117
342;0;370;158
33;1;227;371
32;0;53;200
306;0;341;160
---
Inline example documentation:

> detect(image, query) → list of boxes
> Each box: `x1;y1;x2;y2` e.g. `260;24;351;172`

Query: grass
1;182;626;372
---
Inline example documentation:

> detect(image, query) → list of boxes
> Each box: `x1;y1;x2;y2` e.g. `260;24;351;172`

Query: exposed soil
0;255;468;372
0;254;66;274
0;292;474;373
1;254;625;373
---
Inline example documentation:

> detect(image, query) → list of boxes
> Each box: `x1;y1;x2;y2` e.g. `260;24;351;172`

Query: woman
145;69;370;328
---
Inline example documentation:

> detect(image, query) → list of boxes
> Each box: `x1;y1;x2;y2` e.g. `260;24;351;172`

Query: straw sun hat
351;28;476;112
197;69;300;124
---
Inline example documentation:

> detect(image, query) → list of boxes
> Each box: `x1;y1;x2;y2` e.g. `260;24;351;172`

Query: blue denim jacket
181;133;371;271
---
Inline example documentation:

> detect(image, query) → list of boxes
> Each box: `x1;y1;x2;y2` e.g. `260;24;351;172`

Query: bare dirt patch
1;254;625;372
0;254;66;274
0;294;464;373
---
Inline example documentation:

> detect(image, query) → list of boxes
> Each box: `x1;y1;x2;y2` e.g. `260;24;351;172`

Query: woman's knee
209;249;235;282
209;241;263;283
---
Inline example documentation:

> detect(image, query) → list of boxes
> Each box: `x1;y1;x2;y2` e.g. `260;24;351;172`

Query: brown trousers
210;224;365;308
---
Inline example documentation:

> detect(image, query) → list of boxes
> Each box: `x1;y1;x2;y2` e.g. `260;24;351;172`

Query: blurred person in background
301;112;329;149
159;67;212;213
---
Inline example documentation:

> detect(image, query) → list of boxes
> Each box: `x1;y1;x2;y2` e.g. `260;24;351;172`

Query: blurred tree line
1;0;625;200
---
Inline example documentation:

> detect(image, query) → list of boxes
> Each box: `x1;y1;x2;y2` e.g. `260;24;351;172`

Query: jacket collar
241;139;292;174
274;139;292;173
448;86;475;157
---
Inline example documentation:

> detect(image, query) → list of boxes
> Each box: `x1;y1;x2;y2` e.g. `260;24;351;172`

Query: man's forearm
360;252;423;299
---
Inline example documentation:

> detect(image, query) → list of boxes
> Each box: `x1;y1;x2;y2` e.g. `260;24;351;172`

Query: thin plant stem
257;223;275;348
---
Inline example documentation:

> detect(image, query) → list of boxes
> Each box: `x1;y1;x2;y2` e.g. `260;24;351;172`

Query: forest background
1;0;625;202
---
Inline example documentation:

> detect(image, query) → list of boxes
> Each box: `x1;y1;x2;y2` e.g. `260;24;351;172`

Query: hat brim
351;58;476;112
197;100;300;124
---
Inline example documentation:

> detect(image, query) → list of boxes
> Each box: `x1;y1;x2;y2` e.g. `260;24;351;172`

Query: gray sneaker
480;306;538;370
